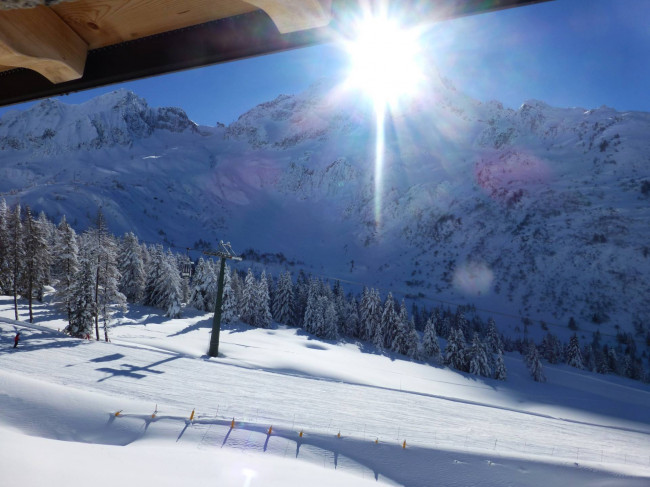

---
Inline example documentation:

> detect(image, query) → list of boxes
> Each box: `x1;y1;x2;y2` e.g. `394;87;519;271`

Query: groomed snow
1;295;649;486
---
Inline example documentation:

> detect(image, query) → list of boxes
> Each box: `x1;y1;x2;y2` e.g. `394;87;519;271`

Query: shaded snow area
1;297;649;486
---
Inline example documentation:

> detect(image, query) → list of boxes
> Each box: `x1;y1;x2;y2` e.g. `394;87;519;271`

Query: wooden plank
244;0;331;33
0;5;88;83
52;0;258;49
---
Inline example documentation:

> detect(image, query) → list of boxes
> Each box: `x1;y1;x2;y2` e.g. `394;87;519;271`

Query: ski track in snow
0;299;649;486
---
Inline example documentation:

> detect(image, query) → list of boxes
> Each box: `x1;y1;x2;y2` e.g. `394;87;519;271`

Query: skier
13;332;20;349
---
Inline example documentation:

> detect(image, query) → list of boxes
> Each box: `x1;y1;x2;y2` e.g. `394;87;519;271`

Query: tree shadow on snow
96;355;180;382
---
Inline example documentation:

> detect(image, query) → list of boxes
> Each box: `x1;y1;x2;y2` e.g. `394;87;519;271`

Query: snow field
1;297;649;486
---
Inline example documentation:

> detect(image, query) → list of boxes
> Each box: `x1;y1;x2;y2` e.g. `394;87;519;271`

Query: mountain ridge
0;78;648;341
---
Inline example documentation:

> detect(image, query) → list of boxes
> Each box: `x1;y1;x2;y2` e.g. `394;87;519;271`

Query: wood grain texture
243;0;331;33
51;0;258;49
0;5;87;83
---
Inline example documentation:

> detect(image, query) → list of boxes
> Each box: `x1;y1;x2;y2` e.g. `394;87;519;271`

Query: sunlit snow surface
1;296;649;486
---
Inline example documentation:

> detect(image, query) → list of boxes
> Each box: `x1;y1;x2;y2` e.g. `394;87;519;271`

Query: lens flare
343;15;425;227
346;17;424;104
453;261;494;296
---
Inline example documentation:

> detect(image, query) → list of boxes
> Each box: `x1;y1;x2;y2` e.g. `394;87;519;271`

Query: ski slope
1;295;649;486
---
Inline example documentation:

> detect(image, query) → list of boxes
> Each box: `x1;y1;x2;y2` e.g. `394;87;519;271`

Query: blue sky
1;0;648;126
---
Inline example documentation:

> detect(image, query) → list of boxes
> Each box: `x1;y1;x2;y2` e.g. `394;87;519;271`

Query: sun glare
346;17;424;105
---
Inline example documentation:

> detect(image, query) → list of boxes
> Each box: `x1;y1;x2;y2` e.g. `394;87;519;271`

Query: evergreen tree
379;293;399;350
342;296;360;338
302;278;320;334
527;342;546;382
565;334;584;369
0;199;9;293
318;295;338;340
53;215;79;323
444;328;467;371
485;318;502;354
607;346;619;374
188;258;218;312
422;317;442;362
405;317;420;359
221;264;238;324
255;270;273;328
23;206;51;322
66;258;96;338
272;271;294;325
91;225;126;341
494;350;507;380
469;333;492;377
540;332;562;364
85;209;122;340
7;204;24;320
332;280;347;332
239;268;258;326
293;270;310;327
162;250;182;319
36;211;55;298
118;232;146;303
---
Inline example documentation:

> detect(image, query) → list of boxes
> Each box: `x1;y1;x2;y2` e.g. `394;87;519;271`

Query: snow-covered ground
1;295;649;486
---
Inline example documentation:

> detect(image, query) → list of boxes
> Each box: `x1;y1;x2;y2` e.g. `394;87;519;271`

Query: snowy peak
0;90;199;153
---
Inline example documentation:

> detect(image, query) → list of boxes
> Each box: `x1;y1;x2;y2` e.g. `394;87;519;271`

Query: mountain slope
0;80;648;340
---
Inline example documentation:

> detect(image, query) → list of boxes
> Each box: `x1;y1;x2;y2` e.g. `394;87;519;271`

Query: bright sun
345;17;423;105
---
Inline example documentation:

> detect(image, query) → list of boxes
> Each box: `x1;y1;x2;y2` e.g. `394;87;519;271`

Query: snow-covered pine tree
405;317;420;359
342;296;360;338
161;250;182;319
230;268;243;310
318;295;338;340
272;271;294;325
366;289;382;343
23;206;51;323
390;305;412;355
36;211;54;300
239;268;258;326
454;310;470;339
66;258;96;338
255;270;272;328
438;315;451;340
541;332;562;364
379;292;399;350
565;334;584;369
221;264;238;324
607;346;619;374
292;270;310;327
188;258;209;311
84;208;124;340
332;280;347;332
582;344;596;372
7;204;24;320
118;232;146;304
444;327;467;371
527;342;546;382
494;350;507;380
469;333;492;377
358;287;371;340
485;318;502;354
92;227;126;341
143;245;165;308
302;278;320;334
422;317;442;362
0;199;9;294
53;215;79;323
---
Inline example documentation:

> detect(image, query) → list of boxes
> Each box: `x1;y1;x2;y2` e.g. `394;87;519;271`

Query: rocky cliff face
0;78;648;339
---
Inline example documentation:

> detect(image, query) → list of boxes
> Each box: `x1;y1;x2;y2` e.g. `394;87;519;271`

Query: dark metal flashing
0;0;552;108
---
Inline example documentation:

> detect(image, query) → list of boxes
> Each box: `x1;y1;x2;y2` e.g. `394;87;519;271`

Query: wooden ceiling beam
244;0;331;33
0;5;87;83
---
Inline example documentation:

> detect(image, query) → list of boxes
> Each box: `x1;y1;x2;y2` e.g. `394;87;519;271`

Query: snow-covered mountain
1;79;648;339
